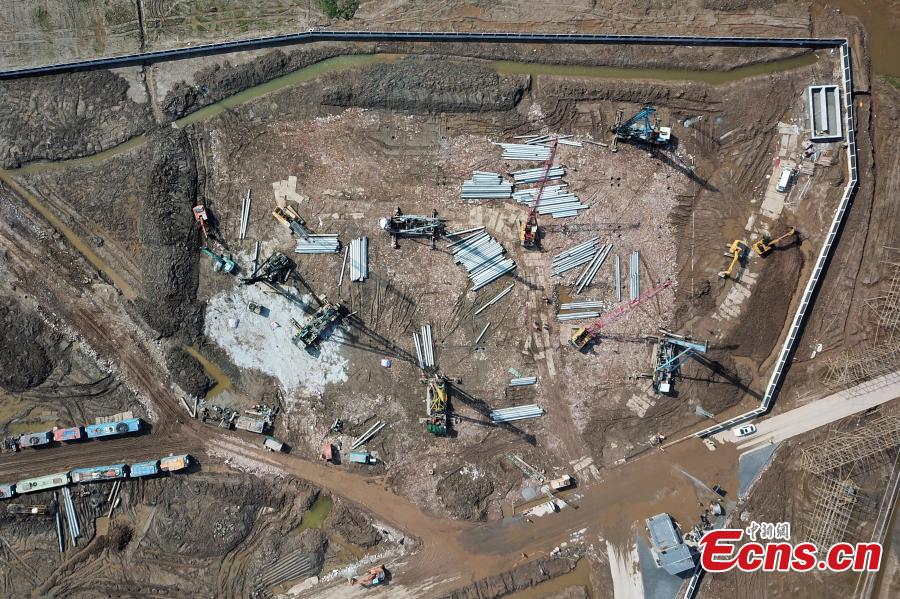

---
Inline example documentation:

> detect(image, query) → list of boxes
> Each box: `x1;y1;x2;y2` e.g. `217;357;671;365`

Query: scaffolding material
805;475;859;549
800;413;900;476
823;343;900;390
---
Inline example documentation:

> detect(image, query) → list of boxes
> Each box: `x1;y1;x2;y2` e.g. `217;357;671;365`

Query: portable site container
53;427;83;442
18;431;50;448
16;472;69;494
129;460;160;478
0;483;15;499
348;451;376;465
70;464;126;483
159;454;191;472
85;417;141;439
263;436;284;452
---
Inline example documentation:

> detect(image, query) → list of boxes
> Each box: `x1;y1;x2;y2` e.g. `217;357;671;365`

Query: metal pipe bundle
560;301;605;310
349;237;368;282
450;231;516;291
416;324;434;368
238;189;251;240
552;238;601;276
295;234;340;254
511;166;565;184
490;404;545;422
351;421;385;450
461;172;513;200
509;377;537;386
514;185;587;218
575;243;613;294
615;255;622;302
557;311;600;321
494;143;553;160
630;251;640;301
62;487;79;546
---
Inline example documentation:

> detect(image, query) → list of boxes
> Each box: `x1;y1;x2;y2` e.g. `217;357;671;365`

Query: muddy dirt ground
0;3;897;598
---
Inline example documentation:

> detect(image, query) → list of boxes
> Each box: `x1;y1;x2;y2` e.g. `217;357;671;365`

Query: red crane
519;137;559;249
569;279;673;351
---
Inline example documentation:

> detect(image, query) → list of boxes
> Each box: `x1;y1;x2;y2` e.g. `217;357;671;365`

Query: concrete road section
714;371;900;452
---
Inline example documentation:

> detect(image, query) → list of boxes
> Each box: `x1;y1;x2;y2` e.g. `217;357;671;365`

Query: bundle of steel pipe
351;421;385;450
552;238;601;276
490;404;545;422
615;255;622;302
509;377;537;386
295;234;340;254
630;251;640;301
574;243;612;294
62;487;79;545
494;143;553;160
349;237;368;281
557;311;600;321
513;185;587;218
451;231;516;291
560;301;605;310
461;172;513;200
525;134;573;145
238;189;251;240
414;324;435;368
511;166;566;184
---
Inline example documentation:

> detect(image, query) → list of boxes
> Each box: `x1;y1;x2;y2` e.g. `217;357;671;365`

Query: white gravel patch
204;282;348;402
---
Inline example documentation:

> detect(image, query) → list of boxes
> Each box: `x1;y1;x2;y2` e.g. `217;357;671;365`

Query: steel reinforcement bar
0;31;846;79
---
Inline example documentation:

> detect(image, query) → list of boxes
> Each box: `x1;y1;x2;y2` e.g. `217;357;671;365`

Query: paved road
713;371;900;452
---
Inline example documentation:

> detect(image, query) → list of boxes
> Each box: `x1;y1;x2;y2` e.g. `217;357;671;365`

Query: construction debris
349;237;369;282
491;404;544;423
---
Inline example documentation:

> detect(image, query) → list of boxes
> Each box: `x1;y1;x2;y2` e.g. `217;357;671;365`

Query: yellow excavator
752;227;797;257
718;240;750;279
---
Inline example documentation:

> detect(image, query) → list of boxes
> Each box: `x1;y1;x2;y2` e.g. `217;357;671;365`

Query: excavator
200;247;237;273
718;240;750;279
519;137;559;249
752;227;797;257
272;204;311;239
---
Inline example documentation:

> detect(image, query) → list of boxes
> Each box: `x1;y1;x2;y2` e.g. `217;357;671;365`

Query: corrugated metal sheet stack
460;172;513;200
449;230;516;291
349;237;368;282
512;185;588;218
295;234;340;254
490;404;545;423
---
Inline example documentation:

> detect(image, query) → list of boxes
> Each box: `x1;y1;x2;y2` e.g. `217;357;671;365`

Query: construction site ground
1;2;899;598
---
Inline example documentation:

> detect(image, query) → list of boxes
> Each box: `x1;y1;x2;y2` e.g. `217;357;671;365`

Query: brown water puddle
184;346;232;400
507;557;594;599
815;0;900;77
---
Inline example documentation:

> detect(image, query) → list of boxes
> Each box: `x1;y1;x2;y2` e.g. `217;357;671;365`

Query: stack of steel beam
630;251;640;301
494;143;553;161
62;487;80;546
490;404;544;423
574;243;613;294
295;234;340;254
449;231;516;291
460;172;513;200
349;237;368;282
615;255;622;302
513;185;588;218
413;324;435;369
509;377;537;387
511;166;565;184
551;237;601;276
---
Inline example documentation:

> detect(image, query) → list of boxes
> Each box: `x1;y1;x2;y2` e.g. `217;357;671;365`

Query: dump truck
348;451;377;465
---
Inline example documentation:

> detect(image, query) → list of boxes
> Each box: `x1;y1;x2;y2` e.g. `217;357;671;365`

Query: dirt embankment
0;297;55;392
0;70;152;169
322;55;527;113
436;467;496;521
439;553;580;599
161;44;370;121
327;501;383;548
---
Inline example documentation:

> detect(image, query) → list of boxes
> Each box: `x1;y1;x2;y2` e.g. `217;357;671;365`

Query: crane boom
570;279;673;350
519;138;559;249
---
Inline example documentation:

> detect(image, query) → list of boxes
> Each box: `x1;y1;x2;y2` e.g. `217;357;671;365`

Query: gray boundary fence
0;30;858;599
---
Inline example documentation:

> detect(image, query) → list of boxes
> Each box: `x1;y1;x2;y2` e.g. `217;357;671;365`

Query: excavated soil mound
327;502;382;548
437;468;495;522
0;298;52;392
